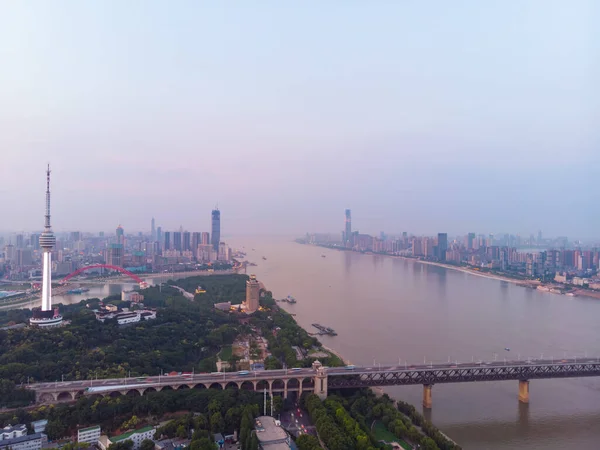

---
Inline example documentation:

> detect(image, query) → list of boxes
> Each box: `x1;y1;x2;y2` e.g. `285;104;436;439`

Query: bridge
26;358;600;408
60;264;147;288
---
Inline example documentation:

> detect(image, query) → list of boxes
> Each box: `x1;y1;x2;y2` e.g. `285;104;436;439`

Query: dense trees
0;389;262;441
171;274;248;306
0;288;241;406
295;434;321;450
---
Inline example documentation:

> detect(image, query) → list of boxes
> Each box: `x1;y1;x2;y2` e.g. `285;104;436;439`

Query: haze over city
1;1;598;237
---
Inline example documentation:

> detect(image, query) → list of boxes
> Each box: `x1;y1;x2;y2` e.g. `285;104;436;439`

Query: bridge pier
313;360;328;400
422;384;433;409
518;380;529;403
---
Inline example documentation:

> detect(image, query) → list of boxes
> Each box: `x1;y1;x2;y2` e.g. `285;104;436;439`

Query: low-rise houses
95;309;157;325
100;426;156;450
0;433;47;450
0;424;27;441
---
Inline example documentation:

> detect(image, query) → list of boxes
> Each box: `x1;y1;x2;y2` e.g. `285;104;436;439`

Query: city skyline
1;2;597;237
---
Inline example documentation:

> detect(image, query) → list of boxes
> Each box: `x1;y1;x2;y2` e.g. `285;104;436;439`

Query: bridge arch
143;387;157;395
225;382;239;390
57;391;73;401
193;383;207;390
39;393;54;403
287;378;300;390
177;385;189;390
240;381;255;391
61;264;144;285
271;379;285;391
256;380;268;391
209;382;223;390
127;389;141;397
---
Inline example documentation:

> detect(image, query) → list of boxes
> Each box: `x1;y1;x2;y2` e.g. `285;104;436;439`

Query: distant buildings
0;433;46;450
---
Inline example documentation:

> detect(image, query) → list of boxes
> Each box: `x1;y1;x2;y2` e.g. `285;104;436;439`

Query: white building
78;425;101;444
0;424;27;441
95;309;157;325
107;426;155;450
0;433;47;450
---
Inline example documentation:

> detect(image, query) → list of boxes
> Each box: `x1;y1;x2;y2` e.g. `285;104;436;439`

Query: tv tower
30;165;63;327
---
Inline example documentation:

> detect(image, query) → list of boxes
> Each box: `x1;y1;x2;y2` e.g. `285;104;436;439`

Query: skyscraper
116;225;124;246
163;231;171;251
156;227;162;247
201;232;210;245
173;231;182;251
151;218;156;241
30;165;63;327
182;231;191;251
437;233;448;261
344;209;352;247
211;209;220;251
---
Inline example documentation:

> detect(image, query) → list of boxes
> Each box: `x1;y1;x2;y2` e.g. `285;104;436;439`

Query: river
226;236;600;450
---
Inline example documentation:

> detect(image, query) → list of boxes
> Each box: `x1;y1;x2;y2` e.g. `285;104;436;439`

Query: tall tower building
30;165;63;327
116;225;125;246
344;209;352;247
151;218;156;241
163;231;171;251
211;209;221;251
244;274;260;314
437;233;448;261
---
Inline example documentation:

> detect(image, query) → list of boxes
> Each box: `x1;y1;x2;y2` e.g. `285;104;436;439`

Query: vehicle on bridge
238;370;250;375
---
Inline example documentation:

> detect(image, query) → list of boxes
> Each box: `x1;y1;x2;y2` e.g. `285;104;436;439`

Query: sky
1;1;598;238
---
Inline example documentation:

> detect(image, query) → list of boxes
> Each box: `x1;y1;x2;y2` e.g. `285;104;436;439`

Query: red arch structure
61;264;144;284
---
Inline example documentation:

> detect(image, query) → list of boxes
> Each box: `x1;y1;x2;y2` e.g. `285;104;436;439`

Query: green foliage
0;379;35;408
295;433;321;450
171;275;248;305
140;439;155;450
0;389;262;438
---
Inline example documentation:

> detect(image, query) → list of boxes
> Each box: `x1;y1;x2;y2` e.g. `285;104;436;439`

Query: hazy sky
1;1;598;238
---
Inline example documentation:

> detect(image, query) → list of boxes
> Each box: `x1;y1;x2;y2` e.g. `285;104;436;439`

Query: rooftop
255;417;289;447
111;426;154;442
78;425;100;433
0;433;45;447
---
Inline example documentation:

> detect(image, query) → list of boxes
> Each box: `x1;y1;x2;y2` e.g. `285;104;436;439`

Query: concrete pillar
283;379;288;398
422;384;433;409
518;380;530;403
315;370;328;400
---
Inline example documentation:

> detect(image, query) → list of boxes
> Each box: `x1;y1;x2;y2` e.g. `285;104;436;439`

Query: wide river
15;236;600;449
228;236;600;450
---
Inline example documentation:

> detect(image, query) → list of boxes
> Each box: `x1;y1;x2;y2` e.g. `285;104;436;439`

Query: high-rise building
151;218;156;241
30;165;63;327
30;233;40;251
107;244;124;267
191;232;201;258
201;232;210;245
344;209;352;247
437;233;448;261
173;231;182;251
156;227;162;245
16;249;33;266
116;225;124;246
182;231;191;251
16;234;24;249
211;209;221;251
163;231;171;251
244;274;260;314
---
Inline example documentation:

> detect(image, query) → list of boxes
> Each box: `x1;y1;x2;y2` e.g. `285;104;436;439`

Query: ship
321;254;326;258
286;295;296;304
262;256;267;260
67;287;90;294
311;323;337;336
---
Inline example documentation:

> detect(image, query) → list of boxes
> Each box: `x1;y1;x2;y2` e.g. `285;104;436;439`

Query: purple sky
1;1;598;238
